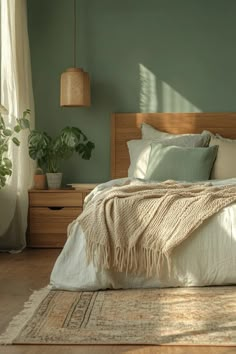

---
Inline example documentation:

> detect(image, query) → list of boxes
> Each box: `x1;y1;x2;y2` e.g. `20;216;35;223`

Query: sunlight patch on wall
162;80;200;112
139;64;158;112
139;64;201;113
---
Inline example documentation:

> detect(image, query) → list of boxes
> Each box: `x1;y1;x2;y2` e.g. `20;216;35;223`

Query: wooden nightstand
27;186;96;248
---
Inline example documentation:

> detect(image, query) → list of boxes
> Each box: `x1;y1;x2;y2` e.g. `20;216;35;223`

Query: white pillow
127;140;151;178
203;130;236;179
209;136;236;179
127;133;211;178
142;123;204;140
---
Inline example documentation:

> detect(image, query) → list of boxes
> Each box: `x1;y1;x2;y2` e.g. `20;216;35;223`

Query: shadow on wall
139;64;201;113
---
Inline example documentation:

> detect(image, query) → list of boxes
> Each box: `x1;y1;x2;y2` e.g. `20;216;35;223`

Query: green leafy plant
0;105;30;189
28;126;95;173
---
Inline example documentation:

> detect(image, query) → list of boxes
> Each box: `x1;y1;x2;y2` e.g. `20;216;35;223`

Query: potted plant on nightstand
28;126;95;189
33;167;46;190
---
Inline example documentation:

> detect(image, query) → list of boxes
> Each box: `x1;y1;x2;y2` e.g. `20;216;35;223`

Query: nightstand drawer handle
48;207;64;210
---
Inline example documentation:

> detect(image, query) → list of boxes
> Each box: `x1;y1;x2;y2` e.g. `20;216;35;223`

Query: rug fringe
0;286;50;345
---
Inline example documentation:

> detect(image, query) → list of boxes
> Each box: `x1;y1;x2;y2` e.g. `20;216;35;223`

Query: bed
50;112;236;291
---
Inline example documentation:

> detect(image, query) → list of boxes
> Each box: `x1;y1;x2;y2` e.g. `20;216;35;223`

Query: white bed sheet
50;178;236;291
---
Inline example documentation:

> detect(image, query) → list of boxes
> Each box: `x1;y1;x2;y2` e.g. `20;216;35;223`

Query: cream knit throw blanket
76;180;236;277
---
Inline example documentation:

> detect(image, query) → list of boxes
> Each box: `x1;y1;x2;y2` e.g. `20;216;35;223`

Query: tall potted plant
28;126;95;189
0;105;30;189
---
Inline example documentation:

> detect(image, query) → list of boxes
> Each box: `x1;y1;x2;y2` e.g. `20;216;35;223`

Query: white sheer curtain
0;0;35;249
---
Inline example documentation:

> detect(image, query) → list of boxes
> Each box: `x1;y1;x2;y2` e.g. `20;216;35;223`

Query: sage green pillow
145;143;218;182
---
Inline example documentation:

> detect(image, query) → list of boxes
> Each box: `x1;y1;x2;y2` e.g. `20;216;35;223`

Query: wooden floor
0;249;235;354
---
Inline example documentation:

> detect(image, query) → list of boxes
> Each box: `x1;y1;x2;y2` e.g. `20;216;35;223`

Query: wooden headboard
111;112;236;179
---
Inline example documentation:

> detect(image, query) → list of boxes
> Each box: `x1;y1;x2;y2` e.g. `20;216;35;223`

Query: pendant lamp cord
73;0;77;67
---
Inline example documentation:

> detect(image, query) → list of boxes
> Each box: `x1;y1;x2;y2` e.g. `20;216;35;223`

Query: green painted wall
27;0;236;184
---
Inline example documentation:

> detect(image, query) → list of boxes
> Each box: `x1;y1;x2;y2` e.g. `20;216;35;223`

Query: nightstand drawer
29;191;83;207
29;207;82;234
28;186;97;248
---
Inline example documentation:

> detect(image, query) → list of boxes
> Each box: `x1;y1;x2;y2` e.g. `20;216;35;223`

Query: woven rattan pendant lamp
60;0;91;107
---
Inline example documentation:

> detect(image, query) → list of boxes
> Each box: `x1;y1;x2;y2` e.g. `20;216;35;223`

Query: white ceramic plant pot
46;173;63;189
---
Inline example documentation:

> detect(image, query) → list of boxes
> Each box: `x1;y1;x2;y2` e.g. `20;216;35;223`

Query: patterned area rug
0;286;236;345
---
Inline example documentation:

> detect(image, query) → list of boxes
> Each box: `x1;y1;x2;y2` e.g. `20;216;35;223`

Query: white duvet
50;178;236;291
